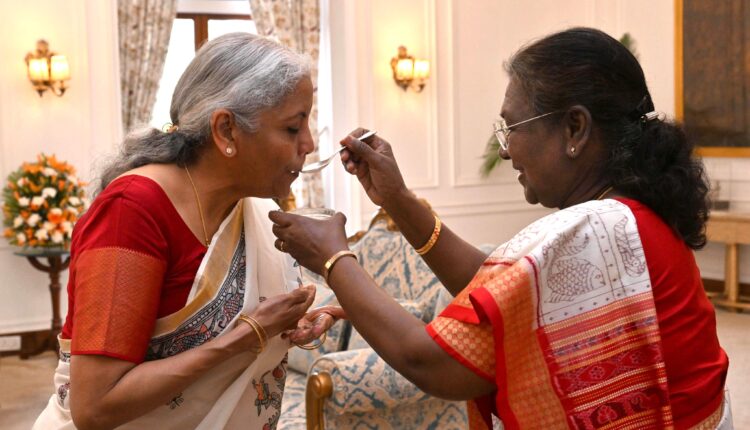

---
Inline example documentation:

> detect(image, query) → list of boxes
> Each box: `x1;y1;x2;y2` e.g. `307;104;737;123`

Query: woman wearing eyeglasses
271;27;730;429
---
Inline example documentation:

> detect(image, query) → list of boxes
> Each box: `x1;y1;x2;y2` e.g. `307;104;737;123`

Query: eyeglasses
493;111;559;152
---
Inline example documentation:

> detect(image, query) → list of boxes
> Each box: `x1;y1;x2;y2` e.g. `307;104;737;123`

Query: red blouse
616;197;728;429
61;175;206;363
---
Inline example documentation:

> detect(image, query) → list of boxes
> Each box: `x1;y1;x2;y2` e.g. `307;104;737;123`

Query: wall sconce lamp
24;40;70;97
390;46;430;92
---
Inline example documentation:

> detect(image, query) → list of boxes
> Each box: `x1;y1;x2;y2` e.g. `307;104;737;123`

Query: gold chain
595;185;614;201
184;166;211;246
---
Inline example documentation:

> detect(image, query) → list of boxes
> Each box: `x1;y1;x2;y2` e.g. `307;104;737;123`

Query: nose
499;145;511;160
300;126;315;156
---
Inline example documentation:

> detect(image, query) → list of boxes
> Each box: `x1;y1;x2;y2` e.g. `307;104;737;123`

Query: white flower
16;233;26;244
42;167;58;177
13;216;23;228
43;221;56;232
51;231;64;244
68;175;78;185
68;196;81;206
26;213;41;227
82;197;91;209
61;221;73;234
34;229;49;241
31;196;45;207
16;178;26;187
48;207;63;218
42;187;57;199
18;197;30;207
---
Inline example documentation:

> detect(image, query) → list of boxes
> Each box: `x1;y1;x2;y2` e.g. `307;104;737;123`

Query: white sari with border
34;197;297;429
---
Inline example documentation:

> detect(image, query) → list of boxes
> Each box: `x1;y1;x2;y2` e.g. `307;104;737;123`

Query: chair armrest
305;371;333;430
306;348;434;416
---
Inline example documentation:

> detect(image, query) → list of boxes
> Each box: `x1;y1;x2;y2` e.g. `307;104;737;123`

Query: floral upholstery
279;213;469;429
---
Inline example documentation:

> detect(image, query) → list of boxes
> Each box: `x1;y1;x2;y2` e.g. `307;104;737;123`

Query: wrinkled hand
236;286;316;350
269;211;349;275
285;305;347;345
340;128;408;207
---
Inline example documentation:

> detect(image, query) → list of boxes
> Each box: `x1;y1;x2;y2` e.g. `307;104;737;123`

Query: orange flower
28;181;42;193
20;210;30;219
47;209;64;224
3;228;13;238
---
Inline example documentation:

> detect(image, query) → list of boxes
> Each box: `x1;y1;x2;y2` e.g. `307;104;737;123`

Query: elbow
71;403;110;430
399;345;459;400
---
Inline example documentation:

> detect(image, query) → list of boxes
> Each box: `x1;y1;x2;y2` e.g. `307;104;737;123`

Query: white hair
98;32;311;192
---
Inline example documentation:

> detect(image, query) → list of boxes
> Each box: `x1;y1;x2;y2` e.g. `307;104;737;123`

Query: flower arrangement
2;154;88;248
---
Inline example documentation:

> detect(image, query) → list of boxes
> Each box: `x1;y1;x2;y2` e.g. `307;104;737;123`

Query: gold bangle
415;215;441;255
237;314;267;353
322;250;358;283
294;331;327;350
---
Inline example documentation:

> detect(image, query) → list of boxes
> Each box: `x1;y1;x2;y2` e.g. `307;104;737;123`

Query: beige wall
0;0;120;333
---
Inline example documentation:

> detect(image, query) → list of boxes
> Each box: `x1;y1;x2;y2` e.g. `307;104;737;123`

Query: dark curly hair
506;27;709;249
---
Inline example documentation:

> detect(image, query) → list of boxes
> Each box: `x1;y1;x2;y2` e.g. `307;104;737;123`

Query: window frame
176;13;253;51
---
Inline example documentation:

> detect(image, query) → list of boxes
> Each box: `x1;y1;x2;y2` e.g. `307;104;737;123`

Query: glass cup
282;207;336;291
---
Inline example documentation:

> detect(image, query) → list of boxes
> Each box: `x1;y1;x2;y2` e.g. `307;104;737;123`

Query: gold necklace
184;166;210;246
595;185;614;201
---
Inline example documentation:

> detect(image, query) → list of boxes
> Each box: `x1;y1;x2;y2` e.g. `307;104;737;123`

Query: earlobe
565;105;592;158
209;109;237;158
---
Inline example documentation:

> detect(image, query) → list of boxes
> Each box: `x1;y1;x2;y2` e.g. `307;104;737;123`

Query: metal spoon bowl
300;130;377;174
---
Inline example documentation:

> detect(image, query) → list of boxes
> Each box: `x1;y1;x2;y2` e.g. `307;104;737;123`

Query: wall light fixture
24;40;70;97
390;46;429;92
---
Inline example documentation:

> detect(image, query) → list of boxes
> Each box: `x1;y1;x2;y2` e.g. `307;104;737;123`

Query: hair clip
162;123;179;133
641;111;659;123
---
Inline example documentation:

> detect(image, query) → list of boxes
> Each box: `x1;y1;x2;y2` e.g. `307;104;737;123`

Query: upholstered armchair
279;209;468;429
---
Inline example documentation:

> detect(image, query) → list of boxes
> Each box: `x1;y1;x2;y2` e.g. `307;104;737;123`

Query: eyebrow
283;112;308;121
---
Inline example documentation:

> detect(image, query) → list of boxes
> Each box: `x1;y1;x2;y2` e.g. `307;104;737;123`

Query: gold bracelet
415;215;441;255
322;250;358;283
294;331;327;350
237;314;267;353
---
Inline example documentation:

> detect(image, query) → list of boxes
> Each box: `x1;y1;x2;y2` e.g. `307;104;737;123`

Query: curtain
118;0;178;133
249;0;324;208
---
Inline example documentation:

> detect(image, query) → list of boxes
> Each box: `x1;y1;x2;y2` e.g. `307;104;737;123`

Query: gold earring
226;147;234;155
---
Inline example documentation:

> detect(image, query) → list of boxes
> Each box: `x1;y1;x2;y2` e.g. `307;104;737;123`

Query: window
150;12;256;129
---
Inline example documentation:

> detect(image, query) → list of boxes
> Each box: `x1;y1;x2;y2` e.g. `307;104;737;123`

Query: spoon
300;130;377;174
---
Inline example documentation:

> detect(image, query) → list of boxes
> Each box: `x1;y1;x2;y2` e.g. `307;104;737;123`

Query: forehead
500;78;529;119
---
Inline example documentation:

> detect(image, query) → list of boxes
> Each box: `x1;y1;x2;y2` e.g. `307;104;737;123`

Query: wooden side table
705;212;750;311
14;248;71;358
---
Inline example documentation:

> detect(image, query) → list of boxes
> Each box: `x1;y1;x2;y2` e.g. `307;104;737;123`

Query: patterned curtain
249;0;324;208
118;0;178;133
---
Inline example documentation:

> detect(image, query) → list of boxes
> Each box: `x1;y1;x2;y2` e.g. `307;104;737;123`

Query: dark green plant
479;133;501;178
619;32;639;59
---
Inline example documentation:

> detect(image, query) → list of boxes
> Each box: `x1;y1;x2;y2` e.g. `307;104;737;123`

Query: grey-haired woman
33;33;340;430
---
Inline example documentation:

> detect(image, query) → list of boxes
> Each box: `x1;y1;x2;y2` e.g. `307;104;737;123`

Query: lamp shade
28;58;49;82
396;58;414;81
413;59;430;79
50;55;70;81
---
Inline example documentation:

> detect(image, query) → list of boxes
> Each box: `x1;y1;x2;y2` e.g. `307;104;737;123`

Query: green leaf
479;133;502;178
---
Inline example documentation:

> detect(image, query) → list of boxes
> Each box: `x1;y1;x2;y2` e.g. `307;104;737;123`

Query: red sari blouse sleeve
70;188;168;363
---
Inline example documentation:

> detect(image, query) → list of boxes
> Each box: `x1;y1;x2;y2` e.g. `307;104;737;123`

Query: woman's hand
269;210;349;275
233;285;316;351
286;305;347;345
340;128;409;207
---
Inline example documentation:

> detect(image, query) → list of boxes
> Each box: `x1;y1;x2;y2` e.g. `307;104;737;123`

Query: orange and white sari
427;199;731;430
33;197;297;429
